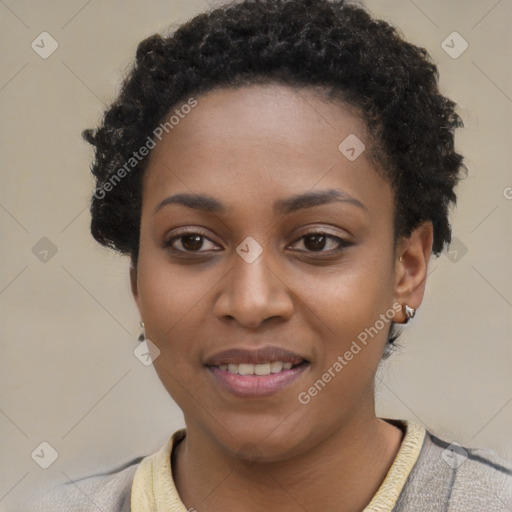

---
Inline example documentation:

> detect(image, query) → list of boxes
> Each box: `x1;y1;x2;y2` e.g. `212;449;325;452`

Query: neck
173;413;404;512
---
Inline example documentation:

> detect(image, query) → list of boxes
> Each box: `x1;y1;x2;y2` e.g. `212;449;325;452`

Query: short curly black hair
83;0;465;348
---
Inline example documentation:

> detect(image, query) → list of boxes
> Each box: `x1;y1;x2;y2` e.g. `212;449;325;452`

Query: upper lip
204;346;308;366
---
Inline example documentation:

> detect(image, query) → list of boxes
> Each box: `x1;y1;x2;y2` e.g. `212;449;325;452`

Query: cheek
136;257;206;404
301;255;394;327
301;254;395;380
136;222;208;327
136;248;203;355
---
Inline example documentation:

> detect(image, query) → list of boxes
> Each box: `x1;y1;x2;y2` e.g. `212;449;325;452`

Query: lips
204;346;310;398
203;346;307;367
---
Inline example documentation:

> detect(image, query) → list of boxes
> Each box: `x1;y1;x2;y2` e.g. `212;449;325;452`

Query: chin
204;410;316;463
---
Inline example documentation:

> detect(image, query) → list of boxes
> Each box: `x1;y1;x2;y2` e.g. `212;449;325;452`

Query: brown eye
180;234;204;251
165;232;219;253
303;234;329;252
290;232;350;254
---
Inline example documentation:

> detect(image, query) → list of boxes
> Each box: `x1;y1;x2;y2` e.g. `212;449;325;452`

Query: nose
213;248;294;329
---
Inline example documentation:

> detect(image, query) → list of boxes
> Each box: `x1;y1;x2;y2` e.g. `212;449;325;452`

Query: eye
289;231;351;254
164;229;351;256
164;230;220;253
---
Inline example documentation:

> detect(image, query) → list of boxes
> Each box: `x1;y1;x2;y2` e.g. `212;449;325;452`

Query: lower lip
207;363;309;398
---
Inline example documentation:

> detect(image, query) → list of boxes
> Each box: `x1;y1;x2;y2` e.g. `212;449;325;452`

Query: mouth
209;360;309;375
204;346;310;397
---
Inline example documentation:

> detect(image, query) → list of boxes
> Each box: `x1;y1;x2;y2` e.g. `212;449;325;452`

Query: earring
403;304;416;323
138;320;146;342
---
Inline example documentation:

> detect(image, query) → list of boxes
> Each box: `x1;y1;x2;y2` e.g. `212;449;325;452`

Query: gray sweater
17;429;512;511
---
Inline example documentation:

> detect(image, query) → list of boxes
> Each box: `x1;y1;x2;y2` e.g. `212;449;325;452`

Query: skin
131;84;433;511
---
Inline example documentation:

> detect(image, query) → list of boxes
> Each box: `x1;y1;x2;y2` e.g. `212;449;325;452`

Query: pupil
182;235;203;251
305;234;326;251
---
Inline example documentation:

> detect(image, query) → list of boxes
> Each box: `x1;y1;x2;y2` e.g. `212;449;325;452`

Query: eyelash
164;229;351;256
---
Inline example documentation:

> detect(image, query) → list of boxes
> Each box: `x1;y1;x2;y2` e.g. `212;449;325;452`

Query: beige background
1;0;511;509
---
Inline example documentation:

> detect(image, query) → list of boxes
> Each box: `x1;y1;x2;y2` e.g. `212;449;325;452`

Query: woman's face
133;84;404;461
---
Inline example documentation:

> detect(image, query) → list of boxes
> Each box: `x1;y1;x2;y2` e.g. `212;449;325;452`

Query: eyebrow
154;189;367;215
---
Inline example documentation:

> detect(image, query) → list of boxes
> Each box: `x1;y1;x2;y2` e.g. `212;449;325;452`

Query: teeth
270;361;283;373
219;361;299;375
238;363;254;375
255;363;270;375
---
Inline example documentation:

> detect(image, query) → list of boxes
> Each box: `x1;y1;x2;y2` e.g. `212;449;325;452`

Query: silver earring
138;320;145;342
403;305;416;323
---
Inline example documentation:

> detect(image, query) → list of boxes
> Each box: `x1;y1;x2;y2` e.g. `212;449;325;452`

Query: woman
24;0;511;510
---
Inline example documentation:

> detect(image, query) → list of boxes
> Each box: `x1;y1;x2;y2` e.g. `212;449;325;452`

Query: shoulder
19;456;144;512
394;429;512;511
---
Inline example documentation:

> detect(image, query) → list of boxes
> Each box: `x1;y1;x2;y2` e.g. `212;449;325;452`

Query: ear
393;221;434;324
130;264;141;312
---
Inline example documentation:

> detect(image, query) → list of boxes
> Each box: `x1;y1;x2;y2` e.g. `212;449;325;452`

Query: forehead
142;84;392;220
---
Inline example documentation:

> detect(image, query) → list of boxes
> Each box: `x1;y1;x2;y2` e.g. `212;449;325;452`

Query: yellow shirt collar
131;419;426;512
